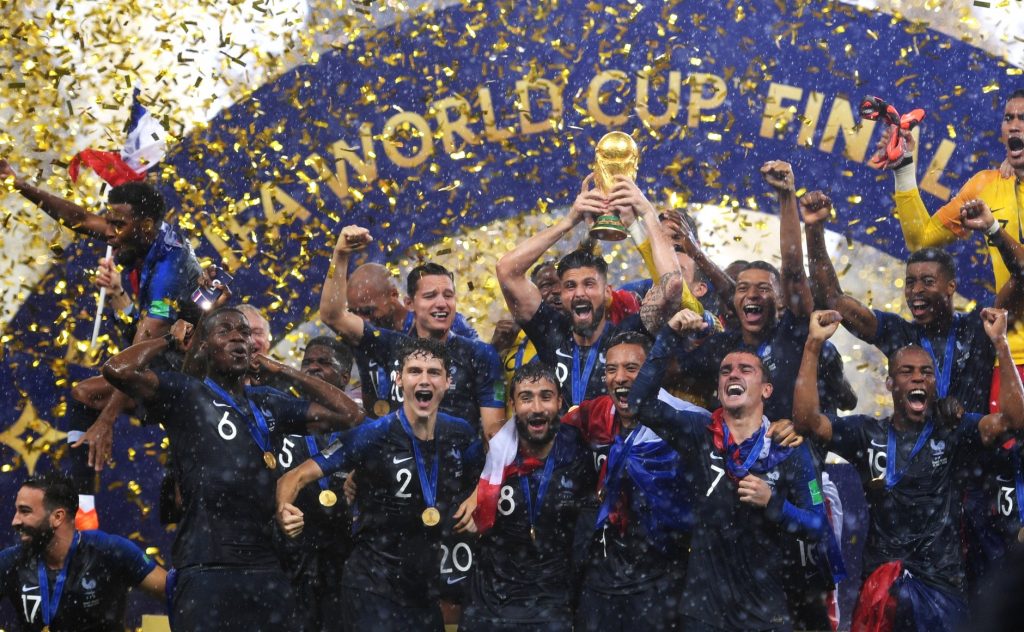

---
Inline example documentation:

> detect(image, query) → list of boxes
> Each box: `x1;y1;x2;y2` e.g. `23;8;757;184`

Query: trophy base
589;215;628;241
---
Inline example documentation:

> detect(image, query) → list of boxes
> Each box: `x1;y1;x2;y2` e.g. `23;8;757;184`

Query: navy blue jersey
354;324;504;429
274;431;352;557
521;302;645;409
675;309;849;419
465;426;594;625
117;222;202;343
870;309;995;415
401;311;479;340
0;530;155;631
147;372;310;569
313;413;481;607
827;412;987;592
633;329;830;630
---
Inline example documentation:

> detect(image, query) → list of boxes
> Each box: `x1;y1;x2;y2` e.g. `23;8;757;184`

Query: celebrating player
276;338;480;631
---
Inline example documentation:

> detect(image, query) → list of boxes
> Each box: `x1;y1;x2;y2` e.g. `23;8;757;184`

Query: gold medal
42;627;49;632
319;490;338;507
373;400;391;417
1018;527;1024;544
596;487;605;502
567;405;579;414
263;451;278;470
422;507;441;527
530;526;537;542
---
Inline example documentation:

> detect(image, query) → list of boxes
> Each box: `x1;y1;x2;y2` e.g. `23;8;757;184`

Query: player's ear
49;507;67;529
404;295;413;309
885;375;894;393
761;382;774;401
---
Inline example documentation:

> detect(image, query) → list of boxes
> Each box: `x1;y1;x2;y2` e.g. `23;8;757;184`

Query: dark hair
22;471;79;515
107;182;166;223
530;259;559;283
721;348;772;385
510;362;560;397
906;247;957;281
305;335;354;376
608;330;652;355
406;263;455;297
194;306;246;343
397;337;450;375
556;248;608;280
1008;89;1024;102
739;260;781;285
886;344;933;377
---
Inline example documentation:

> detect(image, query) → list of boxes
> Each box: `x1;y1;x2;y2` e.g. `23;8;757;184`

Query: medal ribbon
38;531;80;628
596;425;641;526
885;420;934;489
918;316;958;398
519;440;560;536
306;434;341;491
204;379;273;455
571;333;604;406
721;418;768;479
397;408;440;510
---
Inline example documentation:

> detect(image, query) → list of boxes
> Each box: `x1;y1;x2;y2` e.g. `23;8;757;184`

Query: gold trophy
589;131;639;241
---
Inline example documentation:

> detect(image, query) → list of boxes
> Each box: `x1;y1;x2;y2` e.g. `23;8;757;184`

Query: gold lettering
818;97;876;162
304;122;378;203
686;73;727;129
260;183;313;242
797;91;826;147
636;70;682;129
478;86;515;142
920;139;956;200
516;79;564;135
432;95;480;153
760;82;803;139
381;111;434;168
586;70;630;127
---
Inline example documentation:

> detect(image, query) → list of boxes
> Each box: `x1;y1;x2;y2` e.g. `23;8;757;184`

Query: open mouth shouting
723;381;746;402
740;302;767;328
413;388;434;404
1008;136;1024;161
908;298;931;320
571;300;594;323
906;388;929;414
612;386;631;409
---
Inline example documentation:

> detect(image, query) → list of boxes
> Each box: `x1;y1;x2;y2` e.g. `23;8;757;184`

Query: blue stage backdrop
0;0;1019;625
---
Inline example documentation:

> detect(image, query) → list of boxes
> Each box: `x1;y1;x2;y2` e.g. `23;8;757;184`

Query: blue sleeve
452;313;480;340
313;417;389;476
955;412;986;459
765;445;829;541
141;249;192;322
619;278;653;300
0;546;18;578
89;532;157;585
628;326;707;453
147;370;197;428
520;302;565;366
472;341;506;408
825;414;869;464
871;309;914;355
464;438;485;477
359;323;404;367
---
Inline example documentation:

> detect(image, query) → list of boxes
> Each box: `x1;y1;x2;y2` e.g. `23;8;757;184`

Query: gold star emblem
0;401;68;475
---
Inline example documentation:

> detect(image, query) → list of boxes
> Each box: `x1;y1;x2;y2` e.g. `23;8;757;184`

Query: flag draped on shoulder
69;89;167;187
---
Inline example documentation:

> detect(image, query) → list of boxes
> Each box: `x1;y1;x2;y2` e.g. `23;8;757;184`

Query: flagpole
90;245;113;347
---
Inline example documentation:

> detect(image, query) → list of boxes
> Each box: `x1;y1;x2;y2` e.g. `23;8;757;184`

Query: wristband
986;221;1001;237
627;220;647;245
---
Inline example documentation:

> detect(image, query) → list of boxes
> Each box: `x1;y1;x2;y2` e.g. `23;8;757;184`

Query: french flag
69;89;166;187
473;418;521;533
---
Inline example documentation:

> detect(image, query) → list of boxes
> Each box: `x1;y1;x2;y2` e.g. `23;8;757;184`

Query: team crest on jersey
448;447;463;477
929;438;948;468
763;469;780;488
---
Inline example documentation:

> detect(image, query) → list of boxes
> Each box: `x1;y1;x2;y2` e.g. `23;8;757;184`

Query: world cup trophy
589;131;639;241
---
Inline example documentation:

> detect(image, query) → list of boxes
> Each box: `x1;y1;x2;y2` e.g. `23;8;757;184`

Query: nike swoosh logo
446;576;467;584
554;349;572;359
393;456;413;464
996;475;1013;483
870;440;886;447
709;453;723;461
213;401;232;408
22;585;37;591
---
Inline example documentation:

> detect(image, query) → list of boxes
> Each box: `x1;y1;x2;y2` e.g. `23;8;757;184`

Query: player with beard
795;309;1024;631
101;307;362;631
276;338;480;632
0;471;167;631
876;90;1024;393
462;363;593;631
627;309;831;632
496;174;684;410
320;226;505;437
273;336;360;632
